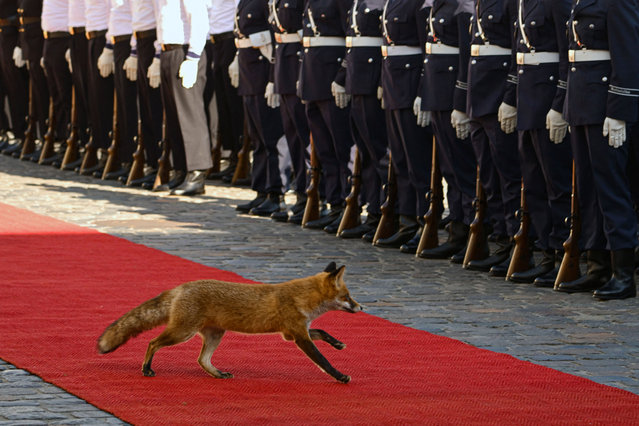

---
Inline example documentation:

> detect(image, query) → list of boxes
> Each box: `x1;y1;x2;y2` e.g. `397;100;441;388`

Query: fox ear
324;261;337;273
329;265;346;282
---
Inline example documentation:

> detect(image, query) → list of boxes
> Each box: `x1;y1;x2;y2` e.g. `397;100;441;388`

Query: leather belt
135;28;156;39
275;32;302;44
470;44;511;56
568;49;610;62
43;30;69;39
19;16;40;25
425;42;459;55
209;31;234;44
86;29;107;40
161;43;183;51
516;51;559;65
235;37;253;48
111;34;131;44
69;26;85;35
0;17;17;27
302;36;345;48
346;36;383;48
381;45;421;57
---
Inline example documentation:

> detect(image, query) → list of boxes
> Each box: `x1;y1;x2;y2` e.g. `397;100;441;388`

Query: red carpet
1;202;638;425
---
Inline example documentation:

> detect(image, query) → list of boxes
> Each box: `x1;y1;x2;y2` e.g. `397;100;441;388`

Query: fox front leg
295;337;350;383
309;329;346;350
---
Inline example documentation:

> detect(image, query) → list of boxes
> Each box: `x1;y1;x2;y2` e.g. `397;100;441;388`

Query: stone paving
0;154;638;424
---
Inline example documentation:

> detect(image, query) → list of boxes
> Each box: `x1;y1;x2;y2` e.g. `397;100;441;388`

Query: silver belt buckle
425;42;432;55
568;49;576;62
302;37;311;48
345;36;353;48
381;45;388;57
516;52;525;65
470;44;480;56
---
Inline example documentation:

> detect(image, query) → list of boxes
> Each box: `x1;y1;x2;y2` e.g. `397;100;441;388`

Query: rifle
20;80;36;159
302;134;321;226
554;160;581;288
506;179;532;279
61;85;79;169
463;165;489;267
336;147;362;235
231;120;251;184
101;90;120;178
38;96;56;163
372;155;398;244
126;119;146;184
416;136;442;255
153;109;171;188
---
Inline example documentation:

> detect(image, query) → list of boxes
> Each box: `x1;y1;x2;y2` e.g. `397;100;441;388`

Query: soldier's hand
603;117;626;148
451;109;471;140
331;82;350;109
264;82;280;108
64;48;72;73
178;57;199;89
497;102;517;134
228;55;239;88
147;57;161;88
545;109;568;144
377;86;384;109
123;55;138;81
12;46;25;68
413;97;431;127
97;47;115;78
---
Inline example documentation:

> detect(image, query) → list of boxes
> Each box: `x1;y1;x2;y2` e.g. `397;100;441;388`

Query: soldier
232;0;285;216
374;0;432;250
155;0;212;195
556;0;639;300
416;0;477;259
297;0;354;231
334;0;388;239
463;0;521;274
505;0;572;286
268;0;311;224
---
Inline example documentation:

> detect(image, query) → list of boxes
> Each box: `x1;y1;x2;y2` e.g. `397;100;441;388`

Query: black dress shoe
508;250;554;283
104;166;131;181
339;213;380;239
249;193;283;216
128;172;157;187
271;210;289;222
323;211;346;234
488;257;512;277
39;153;61;166
450;246;466;264
593;249;636;300
152;170;186;191
555;250;610;293
375;215;419;249
290;193;308;215
465;238;513;272
533;266;560;288
236;193;267;213
207;161;236;180
399;227;423;254
305;207;343;230
62;157;83;171
2;141;22;155
362;229;376;243
170;170;207;196
419;221;468;259
288;209;304;224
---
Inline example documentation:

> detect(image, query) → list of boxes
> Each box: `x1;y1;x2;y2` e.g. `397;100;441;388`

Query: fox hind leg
309;329;346;350
198;328;232;378
142;327;196;377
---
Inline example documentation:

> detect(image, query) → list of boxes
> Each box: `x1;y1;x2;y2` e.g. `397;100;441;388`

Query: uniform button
439;18;445;23
258;55;263;60
368;58;373;63
488;14;493;20
304;48;309;53
424;58;428;63
393;17;398;22
337;57;342;62
284;2;289;6
247;13;252;18
571;66;576;72
530;21;536;26
503;62;507;67
589;24;595;29
520;39;524;44
602;76;608;82
354;11;358;15
321;13;326;18
448;66;453;71
365;7;370;13
549;75;555;81
405;63;410;68
518;69;524;75
475;32;480;37
306;23;311;27
471;59;477;65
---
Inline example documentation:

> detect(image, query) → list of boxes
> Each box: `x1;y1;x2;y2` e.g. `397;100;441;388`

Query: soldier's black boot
419;221;468;259
236;192;267;213
305;204;343;229
533;250;564;287
340;213;380;239
508;249;555;284
593;249;637;300
399;220;424;254
555;250;611;293
465;237;513;272
170;170;207;196
375;215;419;249
250;193;284;216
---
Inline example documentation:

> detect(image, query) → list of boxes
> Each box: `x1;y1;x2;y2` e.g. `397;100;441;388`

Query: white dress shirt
109;0;133;37
131;0;157;32
208;0;238;35
156;0;209;56
42;0;69;32
68;0;86;28
85;0;110;32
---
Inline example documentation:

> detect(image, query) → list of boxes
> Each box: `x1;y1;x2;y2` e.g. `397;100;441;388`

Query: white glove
13;46;26;68
123;55;138;81
331;81;350;109
264;82;280;108
602;117;626;148
64;48;72;73
451;109;471;140
97;47;115;78
413;97;431;127
258;43;273;63
147;57;161;88
178;57;199;89
545;109;568;144
498;102;517;134
377;86;385;110
228;55;239;88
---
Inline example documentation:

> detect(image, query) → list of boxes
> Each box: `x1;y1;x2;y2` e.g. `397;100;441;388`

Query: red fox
97;262;361;383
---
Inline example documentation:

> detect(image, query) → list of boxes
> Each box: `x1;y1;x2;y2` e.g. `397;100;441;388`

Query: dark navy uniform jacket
297;0;350;102
419;0;472;112
236;0;274;97
515;0;570;130
381;0;429;110
270;0;304;95
466;0;517;119
336;0;385;96
563;0;639;126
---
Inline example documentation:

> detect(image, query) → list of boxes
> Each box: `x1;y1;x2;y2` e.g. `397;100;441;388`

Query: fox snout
342;297;362;313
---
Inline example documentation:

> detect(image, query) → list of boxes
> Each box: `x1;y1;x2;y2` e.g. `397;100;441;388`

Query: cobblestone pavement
1;155;638;424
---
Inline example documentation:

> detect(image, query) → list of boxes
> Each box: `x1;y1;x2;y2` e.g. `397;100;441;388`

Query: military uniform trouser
135;33;162;168
279;93;310;195
0;25;28;135
43;36;72;141
86;35;113;150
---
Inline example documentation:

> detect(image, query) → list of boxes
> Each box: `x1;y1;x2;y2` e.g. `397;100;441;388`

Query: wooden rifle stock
463;165;489;267
372;154;398;244
102;90;120;178
416;136;442;255
20;81;37;158
210;127;222;174
38;96;56;163
126;119;146;184
153;110;170;188
506;180;532;279
61;85;79;169
554;160;581;288
336;147;362;235
302;134;321;225
232;120;251;184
